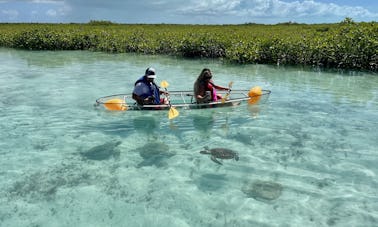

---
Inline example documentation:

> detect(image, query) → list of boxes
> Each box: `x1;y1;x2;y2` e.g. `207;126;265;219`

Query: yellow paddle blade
221;81;233;103
248;86;262;105
104;98;128;111
221;93;230;104
168;107;179;120
160;80;169;88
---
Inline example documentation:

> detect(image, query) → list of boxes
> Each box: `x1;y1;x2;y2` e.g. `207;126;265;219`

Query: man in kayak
193;68;230;103
132;67;168;105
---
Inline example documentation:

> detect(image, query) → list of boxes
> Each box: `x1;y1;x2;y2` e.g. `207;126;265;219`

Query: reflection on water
9;49;133;68
229;132;254;145
133;116;159;134
0;48;377;226
83;119;134;137
192;114;215;132
264;67;377;105
195;173;227;192
247;104;260;118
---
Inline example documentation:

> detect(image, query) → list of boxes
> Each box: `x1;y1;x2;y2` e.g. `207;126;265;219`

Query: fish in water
81;141;121;160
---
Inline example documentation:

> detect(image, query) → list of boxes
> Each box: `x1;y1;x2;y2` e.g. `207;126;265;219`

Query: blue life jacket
134;76;160;104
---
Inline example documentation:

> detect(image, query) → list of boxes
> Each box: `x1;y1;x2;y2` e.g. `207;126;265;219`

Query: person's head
200;68;212;81
145;67;156;81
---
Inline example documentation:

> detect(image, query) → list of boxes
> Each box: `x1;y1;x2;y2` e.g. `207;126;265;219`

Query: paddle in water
160;80;179;120
221;81;233;103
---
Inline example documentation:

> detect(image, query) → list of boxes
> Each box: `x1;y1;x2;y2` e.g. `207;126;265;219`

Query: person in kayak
132;67;168;105
193;68;230;103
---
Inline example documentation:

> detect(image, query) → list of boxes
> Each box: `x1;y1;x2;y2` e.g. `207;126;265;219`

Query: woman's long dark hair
194;68;212;95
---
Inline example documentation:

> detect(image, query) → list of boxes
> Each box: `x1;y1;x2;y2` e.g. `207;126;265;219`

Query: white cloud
179;0;378;19
46;9;56;17
180;0;241;15
1;9;19;20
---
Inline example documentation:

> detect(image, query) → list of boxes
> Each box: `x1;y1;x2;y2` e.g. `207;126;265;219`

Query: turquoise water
0;48;377;226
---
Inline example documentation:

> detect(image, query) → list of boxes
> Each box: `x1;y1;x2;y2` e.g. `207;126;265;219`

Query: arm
210;81;230;91
132;93;154;105
159;90;169;95
195;85;210;103
196;94;210;103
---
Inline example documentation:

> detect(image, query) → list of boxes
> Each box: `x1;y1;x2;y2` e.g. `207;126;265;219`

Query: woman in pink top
193;68;230;104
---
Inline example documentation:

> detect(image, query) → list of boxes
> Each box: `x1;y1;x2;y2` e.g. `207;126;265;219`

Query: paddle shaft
160;81;179;119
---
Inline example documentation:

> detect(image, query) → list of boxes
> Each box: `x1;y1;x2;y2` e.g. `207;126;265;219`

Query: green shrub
0;21;376;71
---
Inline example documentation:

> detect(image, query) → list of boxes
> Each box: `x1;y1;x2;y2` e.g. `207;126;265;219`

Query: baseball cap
145;67;156;79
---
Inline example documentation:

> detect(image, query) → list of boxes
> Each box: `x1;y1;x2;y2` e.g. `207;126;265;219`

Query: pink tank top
207;82;217;101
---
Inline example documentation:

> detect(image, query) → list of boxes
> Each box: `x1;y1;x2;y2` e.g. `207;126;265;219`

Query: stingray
80;141;121;160
242;180;283;202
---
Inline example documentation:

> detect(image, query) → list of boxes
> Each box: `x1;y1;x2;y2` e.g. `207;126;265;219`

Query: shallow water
0;48;377;226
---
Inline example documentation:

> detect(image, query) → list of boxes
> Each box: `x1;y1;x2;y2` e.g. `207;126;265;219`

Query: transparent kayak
94;89;271;111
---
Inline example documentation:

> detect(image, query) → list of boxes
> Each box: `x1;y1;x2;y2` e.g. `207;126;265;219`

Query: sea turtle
136;142;175;167
200;146;239;165
81;141;121;160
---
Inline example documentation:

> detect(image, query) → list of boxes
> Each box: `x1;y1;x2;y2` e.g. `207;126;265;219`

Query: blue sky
0;0;377;24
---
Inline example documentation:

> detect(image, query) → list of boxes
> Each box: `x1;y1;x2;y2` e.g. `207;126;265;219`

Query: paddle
104;98;128;111
160;80;179;120
221;81;233;103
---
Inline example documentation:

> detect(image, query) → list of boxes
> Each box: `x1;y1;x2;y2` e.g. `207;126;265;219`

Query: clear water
0;48;377;227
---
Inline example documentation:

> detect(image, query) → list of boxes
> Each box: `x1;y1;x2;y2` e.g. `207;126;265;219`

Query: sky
0;0;377;24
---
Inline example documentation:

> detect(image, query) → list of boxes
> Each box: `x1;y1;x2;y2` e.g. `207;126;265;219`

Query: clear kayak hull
94;89;271;111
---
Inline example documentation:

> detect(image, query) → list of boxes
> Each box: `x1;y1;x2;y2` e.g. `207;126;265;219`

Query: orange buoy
248;86;262;105
104;98;127;111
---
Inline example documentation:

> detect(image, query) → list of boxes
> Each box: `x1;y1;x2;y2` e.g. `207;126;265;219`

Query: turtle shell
210;148;239;160
81;141;121;160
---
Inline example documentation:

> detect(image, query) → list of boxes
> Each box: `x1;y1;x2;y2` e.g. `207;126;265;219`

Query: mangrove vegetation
0;19;377;72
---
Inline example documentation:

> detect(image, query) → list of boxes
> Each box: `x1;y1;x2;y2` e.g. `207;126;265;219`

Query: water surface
0;48;377;226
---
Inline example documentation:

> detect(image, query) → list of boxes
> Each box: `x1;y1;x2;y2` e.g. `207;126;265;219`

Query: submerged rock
242;180;283;202
134;142;175;167
81;141;121;160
